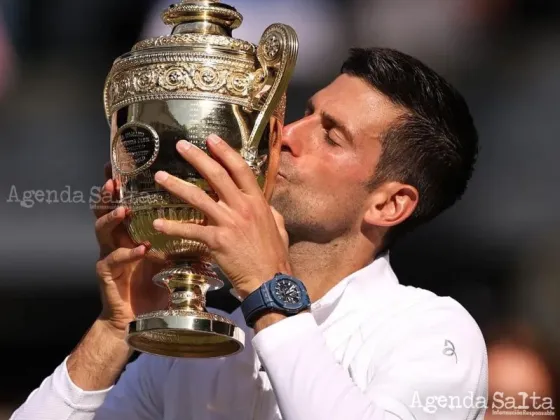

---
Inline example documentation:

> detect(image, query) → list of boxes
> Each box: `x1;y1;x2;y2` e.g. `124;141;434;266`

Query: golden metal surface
128;312;245;358
161;1;243;30
104;0;298;358
132;34;256;54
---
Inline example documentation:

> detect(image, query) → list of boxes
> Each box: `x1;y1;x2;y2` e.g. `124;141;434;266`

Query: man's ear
363;182;419;227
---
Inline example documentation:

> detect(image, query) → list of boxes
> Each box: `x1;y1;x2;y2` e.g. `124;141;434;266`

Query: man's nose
281;117;308;156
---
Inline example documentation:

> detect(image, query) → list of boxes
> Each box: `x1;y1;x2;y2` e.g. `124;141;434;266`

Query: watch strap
241;274;311;328
241;285;273;328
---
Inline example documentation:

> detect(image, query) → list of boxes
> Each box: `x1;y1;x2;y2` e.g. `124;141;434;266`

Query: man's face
271;74;403;243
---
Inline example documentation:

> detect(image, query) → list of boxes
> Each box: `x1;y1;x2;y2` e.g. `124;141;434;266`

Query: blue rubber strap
241;285;274;327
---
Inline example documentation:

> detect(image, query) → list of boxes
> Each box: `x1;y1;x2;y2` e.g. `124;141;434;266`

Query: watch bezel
269;275;306;313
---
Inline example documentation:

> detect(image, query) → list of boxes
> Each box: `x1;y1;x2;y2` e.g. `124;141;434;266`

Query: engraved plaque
112;122;160;176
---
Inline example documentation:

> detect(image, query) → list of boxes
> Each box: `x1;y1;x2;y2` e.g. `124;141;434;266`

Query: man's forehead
311;74;404;134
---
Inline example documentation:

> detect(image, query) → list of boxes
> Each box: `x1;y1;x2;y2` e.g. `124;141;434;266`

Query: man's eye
323;131;339;147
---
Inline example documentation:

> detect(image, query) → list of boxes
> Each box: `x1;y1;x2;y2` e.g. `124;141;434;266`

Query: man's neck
287;236;376;303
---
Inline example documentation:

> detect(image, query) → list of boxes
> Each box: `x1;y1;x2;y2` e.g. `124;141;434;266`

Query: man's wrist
237;264;293;299
253;310;311;333
242;272;310;329
67;319;132;391
97;317;127;340
253;312;288;333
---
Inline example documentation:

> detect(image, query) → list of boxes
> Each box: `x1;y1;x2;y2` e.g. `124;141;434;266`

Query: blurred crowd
0;0;559;418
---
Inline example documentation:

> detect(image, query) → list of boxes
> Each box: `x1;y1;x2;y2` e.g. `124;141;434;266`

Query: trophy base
127;310;245;358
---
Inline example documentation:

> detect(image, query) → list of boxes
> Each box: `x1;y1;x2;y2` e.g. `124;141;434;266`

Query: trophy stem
153;260;224;313
126;260;245;358
170;283;207;313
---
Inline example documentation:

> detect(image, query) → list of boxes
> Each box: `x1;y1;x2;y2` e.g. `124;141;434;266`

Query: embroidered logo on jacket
443;339;458;363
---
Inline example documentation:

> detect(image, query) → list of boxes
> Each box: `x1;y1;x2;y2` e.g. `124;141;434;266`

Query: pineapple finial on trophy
162;0;242;35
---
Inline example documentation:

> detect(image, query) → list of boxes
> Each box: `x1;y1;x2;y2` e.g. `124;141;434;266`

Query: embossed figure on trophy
103;0;298;358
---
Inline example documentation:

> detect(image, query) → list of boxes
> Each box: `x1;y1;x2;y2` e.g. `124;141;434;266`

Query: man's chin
270;191;290;215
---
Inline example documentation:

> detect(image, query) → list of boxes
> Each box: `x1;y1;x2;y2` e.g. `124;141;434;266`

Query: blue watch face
273;279;301;304
270;277;307;313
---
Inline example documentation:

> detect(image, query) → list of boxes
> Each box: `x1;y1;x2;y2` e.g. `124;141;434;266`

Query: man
11;48;487;419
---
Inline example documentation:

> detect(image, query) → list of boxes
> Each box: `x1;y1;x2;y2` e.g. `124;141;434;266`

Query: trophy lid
131;0;254;54
162;0;243;36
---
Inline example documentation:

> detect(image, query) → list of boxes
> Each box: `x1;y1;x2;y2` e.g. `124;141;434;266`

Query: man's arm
67;319;133;391
11;241;167;419
253;300;488;420
10;331;168;420
9;319;130;420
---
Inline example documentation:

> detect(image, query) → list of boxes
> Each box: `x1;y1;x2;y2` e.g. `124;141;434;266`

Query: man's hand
65;165;169;391
96;245;169;333
93;164;168;333
67;242;168;391
152;134;291;299
93;163;135;259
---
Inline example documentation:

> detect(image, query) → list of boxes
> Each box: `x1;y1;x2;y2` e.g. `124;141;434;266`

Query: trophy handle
243;24;298;163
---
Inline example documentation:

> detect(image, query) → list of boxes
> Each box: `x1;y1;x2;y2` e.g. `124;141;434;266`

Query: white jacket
11;254;488;419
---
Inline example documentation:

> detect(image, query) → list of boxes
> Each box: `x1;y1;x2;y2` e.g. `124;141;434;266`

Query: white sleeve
252;304;488;420
10;354;170;420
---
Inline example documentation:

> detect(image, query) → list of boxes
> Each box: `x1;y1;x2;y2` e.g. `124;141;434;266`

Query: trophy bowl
103;0;298;358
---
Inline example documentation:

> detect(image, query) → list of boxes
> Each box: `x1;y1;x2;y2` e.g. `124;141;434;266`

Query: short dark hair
341;47;479;252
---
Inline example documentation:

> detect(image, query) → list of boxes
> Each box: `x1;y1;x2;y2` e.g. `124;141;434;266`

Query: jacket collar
310;252;399;325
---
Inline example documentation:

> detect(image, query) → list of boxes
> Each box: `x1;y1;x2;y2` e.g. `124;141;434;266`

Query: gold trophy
103;0;298;358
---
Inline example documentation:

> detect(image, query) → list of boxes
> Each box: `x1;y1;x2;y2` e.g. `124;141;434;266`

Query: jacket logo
443;339;458;363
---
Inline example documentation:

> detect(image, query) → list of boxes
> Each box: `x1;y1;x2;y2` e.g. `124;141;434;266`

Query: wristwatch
241;273;311;328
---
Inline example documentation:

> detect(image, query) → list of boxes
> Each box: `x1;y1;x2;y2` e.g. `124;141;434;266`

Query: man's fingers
154;172;227;223
175;139;246;207
205;134;262;196
270;206;285;229
104;162;112;181
97;245;147;279
93;162;117;219
104;245;147;268
270;206;289;248
93;179;117;218
153;219;212;247
96;206;127;237
96;206;127;253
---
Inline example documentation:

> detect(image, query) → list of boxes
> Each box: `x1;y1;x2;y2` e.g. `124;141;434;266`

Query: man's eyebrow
306;98;353;144
306;98;354;144
305;98;315;113
321;111;353;145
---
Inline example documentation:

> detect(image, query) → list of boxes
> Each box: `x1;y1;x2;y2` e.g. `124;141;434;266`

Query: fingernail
207;134;221;145
134;245;145;256
153;219;164;230
176;140;192;153
125;208;132;216
155;171;169;183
